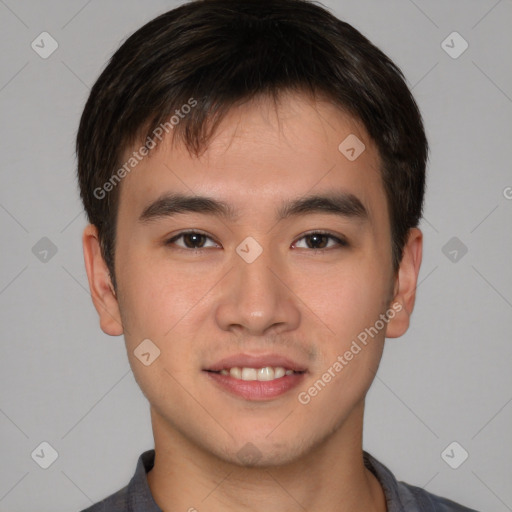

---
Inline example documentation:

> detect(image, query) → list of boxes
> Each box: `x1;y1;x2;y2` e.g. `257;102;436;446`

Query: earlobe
82;224;124;336
385;228;423;338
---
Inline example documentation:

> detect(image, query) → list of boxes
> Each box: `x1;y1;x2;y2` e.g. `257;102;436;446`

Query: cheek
117;250;218;374
117;259;201;404
296;266;389;416
116;250;180;341
294;258;391;344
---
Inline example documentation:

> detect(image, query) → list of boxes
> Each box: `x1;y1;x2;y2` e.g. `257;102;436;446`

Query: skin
83;92;422;512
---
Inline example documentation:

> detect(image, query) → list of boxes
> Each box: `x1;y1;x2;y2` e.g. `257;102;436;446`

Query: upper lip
205;353;308;372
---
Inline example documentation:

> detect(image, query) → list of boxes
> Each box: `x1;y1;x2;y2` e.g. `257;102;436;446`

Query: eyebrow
138;191;369;224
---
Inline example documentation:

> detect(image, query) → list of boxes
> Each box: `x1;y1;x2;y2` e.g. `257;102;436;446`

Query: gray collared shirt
80;449;478;512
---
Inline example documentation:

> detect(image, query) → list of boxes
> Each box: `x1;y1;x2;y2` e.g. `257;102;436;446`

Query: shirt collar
363;450;407;512
127;449;407;512
127;449;162;512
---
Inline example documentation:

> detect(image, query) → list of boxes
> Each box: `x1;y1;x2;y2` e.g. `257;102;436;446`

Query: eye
293;231;348;250
164;230;348;252
165;231;220;250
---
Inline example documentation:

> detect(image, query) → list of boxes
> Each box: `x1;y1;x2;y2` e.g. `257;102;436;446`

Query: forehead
117;92;386;223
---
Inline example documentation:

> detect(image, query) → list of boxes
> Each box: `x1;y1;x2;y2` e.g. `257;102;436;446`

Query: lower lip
203;371;306;401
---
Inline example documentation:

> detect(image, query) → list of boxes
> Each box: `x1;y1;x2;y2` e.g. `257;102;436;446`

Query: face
84;92;421;467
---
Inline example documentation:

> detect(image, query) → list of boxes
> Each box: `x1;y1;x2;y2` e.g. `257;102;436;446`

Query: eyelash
164;230;348;253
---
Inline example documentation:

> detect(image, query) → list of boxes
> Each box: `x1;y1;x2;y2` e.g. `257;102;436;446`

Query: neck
146;402;387;512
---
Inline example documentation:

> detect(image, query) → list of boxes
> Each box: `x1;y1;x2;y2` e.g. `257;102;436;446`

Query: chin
212;436;314;469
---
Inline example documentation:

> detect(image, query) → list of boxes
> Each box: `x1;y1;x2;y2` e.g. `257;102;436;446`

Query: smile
209;366;303;381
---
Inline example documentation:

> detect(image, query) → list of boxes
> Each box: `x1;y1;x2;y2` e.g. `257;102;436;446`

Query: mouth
203;354;308;401
205;366;305;381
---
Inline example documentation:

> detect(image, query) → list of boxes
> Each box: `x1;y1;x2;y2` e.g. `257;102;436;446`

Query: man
77;0;477;510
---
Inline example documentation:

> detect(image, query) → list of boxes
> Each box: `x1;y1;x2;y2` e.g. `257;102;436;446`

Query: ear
82;224;124;336
385;228;423;338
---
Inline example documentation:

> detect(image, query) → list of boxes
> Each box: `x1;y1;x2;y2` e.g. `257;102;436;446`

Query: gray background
0;0;511;511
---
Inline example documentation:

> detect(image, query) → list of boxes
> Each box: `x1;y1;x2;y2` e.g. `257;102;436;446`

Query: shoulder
79;449;159;512
363;451;479;512
397;480;480;512
79;484;129;512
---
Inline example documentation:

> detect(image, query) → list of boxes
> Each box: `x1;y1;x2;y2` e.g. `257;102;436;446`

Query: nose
214;244;301;336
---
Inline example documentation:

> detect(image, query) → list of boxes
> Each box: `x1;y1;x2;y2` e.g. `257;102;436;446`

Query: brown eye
293;232;348;250
166;231;219;250
181;233;207;248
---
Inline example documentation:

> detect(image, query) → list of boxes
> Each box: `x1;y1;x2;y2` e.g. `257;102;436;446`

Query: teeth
275;367;286;378
219;366;296;381
241;367;258;380
230;367;242;379
258;367;274;381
